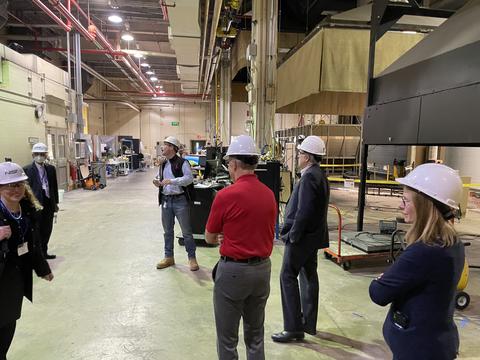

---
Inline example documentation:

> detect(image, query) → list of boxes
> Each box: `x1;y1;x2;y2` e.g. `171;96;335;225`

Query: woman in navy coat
0;162;53;360
369;163;465;360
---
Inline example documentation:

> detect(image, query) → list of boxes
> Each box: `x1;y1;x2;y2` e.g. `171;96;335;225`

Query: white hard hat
32;142;48;153
225;135;260;157
298;136;326;156
164;136;180;148
0;162;28;185
396;163;462;210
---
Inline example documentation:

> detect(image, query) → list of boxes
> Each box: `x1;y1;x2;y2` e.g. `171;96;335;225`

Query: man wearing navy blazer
272;135;330;343
23;142;59;259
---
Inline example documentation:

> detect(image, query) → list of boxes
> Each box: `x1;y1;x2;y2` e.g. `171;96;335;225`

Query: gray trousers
213;258;271;360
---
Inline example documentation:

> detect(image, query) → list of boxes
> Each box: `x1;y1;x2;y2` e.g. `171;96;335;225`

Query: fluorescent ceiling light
402;31;418;34
146;70;154;75
133;53;143;59
159;90;165;94
121;33;134;41
150;76;158;81
108;15;123;23
140;62;150;67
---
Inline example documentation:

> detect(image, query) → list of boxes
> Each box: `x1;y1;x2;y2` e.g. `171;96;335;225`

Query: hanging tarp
276;28;424;115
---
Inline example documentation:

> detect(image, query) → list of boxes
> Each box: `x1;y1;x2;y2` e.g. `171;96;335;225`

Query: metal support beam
250;0;278;150
356;0;455;231
219;50;232;145
73;32;84;136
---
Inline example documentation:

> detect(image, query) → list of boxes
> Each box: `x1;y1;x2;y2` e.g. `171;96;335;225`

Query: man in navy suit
23;142;59;259
272;136;330;343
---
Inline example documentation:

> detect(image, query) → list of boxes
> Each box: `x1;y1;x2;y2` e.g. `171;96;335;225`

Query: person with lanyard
272;135;330;343
205;135;277;360
369;163;465;360
153;136;199;271
0;162;53;360
23;142;59;259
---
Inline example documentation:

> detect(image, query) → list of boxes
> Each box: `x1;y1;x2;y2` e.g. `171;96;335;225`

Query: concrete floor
9;169;480;360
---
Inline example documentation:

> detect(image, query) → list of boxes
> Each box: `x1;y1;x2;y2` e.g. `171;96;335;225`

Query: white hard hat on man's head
164;136;180;148
298;136;326;156
0;162;28;185
396;163;462;210
225;135;260;157
32;142;48;153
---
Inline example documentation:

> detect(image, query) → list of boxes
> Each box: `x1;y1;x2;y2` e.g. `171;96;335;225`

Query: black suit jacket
0;200;51;327
281;165;330;249
24;162;59;209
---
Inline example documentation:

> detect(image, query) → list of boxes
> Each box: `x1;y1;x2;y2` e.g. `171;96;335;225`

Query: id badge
163;202;167;209
18;242;29;256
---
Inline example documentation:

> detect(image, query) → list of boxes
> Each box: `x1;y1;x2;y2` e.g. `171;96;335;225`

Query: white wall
444;147;480;185
231;102;250;137
106;103;209;155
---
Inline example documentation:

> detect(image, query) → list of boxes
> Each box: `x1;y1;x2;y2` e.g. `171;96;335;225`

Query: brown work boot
189;257;199;271
156;257;175;269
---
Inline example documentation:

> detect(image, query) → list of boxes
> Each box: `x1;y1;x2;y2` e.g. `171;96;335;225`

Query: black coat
369;241;465;360
23;162;59;209
0;200;51;327
281;165;330;249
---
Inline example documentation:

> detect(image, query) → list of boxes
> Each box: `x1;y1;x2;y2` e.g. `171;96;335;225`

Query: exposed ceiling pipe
202;0;223;97
31;0;71;31
37;47;127;56
106;90;204;98
84;98;140;112
36;0;156;94
0;35;62;41
121;49;176;58
197;0;210;93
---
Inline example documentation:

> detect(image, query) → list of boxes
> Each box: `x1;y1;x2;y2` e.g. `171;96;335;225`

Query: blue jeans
161;195;196;259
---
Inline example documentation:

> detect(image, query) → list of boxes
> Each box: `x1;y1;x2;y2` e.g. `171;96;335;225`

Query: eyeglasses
3;182;26;189
401;196;411;207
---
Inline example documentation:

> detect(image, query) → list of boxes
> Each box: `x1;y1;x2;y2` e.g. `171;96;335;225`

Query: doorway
46;127;68;190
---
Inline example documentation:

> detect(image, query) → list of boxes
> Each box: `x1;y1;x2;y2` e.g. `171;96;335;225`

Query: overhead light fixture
121;33;134;41
402;30;418;34
146;70;154;75
108;15;123;23
159;90;165;94
133;52;143;59
150;76;158;81
140;62;150;67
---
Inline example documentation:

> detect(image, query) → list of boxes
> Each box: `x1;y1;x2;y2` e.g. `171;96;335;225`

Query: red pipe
108;90;204;98
36;0;156;94
160;1;169;21
31;0;71;31
36;47;127;56
66;0;71;27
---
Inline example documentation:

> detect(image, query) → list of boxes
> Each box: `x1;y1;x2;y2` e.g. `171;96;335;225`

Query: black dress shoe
304;328;317;336
45;254;56;259
271;331;304;343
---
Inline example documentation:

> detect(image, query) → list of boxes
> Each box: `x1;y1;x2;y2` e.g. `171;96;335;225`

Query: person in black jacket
23;143;59;259
153;136;198;271
369;163;465;360
0;162;53;360
272;136;330;343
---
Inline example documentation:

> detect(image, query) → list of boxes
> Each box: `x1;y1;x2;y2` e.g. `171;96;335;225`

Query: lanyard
0;200;29;244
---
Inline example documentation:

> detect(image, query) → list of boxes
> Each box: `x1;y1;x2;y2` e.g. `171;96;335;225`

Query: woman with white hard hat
0;162;53;359
369;163;465;360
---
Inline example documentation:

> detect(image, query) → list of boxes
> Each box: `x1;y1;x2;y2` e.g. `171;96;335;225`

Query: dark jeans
0;321;16;360
280;243;319;333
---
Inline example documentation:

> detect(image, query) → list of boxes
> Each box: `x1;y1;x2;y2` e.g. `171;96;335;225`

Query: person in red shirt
205;135;277;360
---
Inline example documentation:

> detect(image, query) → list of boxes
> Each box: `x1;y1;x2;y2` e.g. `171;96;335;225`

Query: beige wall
106;103;209;155
85;80;106;135
231;102;250;137
0;51;70;166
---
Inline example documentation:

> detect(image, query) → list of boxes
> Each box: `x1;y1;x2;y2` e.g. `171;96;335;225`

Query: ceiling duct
364;0;480;146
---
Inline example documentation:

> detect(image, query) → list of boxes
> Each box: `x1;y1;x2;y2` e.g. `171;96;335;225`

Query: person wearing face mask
23;143;59;259
369;163;465;360
0;162;54;360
